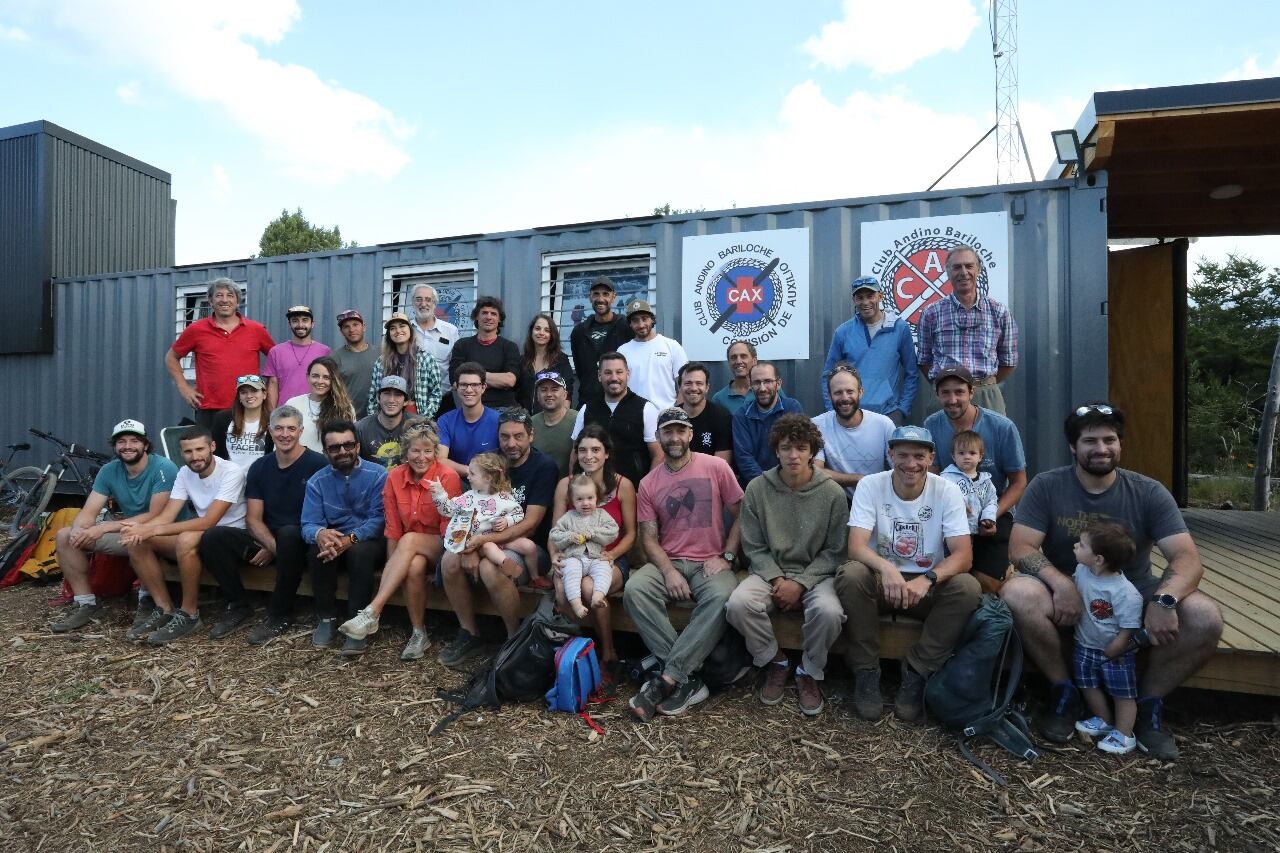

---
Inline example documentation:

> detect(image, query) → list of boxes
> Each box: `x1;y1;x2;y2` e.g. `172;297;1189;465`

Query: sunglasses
236;374;263;386
499;408;532;424
1074;404;1115;417
324;440;359;453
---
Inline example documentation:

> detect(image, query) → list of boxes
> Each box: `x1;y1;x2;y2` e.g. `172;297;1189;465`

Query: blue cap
887;425;934;450
851;276;880;294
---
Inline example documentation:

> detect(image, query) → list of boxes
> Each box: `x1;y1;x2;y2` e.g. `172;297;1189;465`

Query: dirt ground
0;583;1277;853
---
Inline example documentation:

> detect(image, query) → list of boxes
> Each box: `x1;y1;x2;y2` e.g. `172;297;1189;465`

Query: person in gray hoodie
725;413;849;716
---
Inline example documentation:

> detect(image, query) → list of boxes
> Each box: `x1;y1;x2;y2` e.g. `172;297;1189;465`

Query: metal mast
991;0;1033;183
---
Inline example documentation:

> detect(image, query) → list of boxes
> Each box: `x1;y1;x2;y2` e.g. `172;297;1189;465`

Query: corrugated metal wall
0;178;1108;481
0;131;47;354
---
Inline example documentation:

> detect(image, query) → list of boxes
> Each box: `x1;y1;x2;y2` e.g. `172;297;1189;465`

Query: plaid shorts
1073;645;1138;699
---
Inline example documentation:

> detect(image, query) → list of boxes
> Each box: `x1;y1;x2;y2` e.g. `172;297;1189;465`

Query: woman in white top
212;374;273;468
284;356;356;452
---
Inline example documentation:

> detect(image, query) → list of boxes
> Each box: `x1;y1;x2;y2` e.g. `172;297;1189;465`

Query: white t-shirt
849;471;968;574
171;457;247;529
285;394;323;452
813;409;895;501
414;318;460;381
618;334;688;410
570;398;659;442
225;419;267;470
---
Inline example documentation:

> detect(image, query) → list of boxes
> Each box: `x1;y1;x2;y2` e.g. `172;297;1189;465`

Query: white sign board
681;228;810;361
859;212;1009;340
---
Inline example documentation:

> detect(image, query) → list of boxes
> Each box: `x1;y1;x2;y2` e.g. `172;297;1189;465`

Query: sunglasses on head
1074;403;1115;417
236;374;263;386
499;408;531;424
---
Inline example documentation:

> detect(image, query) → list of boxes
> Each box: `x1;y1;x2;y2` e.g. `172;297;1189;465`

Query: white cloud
0;23;29;41
803;0;981;75
43;0;411;184
115;80;141;104
1220;54;1280;81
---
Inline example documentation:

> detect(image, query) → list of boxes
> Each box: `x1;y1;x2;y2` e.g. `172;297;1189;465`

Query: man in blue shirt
822;276;918;425
732;362;805;483
711;340;756;415
301;419;388;655
437;361;500;480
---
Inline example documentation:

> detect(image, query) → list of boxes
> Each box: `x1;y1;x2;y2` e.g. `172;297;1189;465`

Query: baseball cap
111;419;147;440
286;305;313;318
378;375;409;396
933;366;975;389
336;308;364;325
384;312;413;330
235;374;267;391
588;276;616;294
656;407;692;429
887;425;935;450
851;276;879;295
534;370;567;388
626;298;655;319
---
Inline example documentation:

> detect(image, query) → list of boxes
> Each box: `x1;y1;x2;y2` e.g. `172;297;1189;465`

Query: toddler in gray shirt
550;475;620;618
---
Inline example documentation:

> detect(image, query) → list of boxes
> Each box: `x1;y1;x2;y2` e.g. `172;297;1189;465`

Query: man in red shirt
165;278;275;429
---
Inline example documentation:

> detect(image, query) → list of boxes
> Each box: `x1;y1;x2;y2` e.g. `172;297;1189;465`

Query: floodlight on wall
1051;129;1084;166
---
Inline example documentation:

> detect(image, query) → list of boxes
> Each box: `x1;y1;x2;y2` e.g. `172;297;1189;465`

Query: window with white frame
383;261;479;335
174;280;248;382
540;247;657;349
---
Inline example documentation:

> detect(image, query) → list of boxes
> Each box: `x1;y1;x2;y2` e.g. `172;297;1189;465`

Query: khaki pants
725;574;845;680
622;560;739;685
835;560;981;675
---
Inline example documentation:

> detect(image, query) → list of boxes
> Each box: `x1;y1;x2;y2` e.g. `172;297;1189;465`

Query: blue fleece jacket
732;394;805;482
301;458;388;543
822;314;919;416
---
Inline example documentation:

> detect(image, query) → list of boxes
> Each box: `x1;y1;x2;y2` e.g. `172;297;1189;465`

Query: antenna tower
991;0;1033;183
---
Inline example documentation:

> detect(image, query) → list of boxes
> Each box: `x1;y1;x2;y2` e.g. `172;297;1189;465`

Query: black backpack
431;596;579;734
924;594;1039;785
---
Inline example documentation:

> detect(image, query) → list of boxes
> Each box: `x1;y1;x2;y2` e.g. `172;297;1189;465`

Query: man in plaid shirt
916;245;1018;415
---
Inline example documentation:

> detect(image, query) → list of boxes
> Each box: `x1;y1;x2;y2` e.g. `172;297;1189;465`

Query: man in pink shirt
263;305;331;409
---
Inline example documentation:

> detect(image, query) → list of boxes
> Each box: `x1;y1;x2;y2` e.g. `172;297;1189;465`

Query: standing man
678;362;733;465
624;408;744;721
822;276;918;424
436;362;501;479
330;309;378;419
712;341;757;415
300;419;388;655
1002;404;1223;759
448;296;521;409
924;367;1027;588
813;363;895;502
166;278;274;429
916;245;1018;414
198;405;328;642
356;376;423;470
531;370;578;478
618;298;687;410
570;276;633;406
837;426;980;722
50;420;180;633
571;352;662;487
731;362;804;484
410;283;460;392
264;305;331;410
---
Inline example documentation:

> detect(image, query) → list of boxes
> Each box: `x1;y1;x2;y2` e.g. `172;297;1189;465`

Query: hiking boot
340;636;368;657
208;602;254;640
147;609;203;645
400;629;431;661
1038;682;1084;743
125;604;165;642
1098;730;1137;755
438;628;486;668
51;602;102;633
658;678;709;717
795;672;824;716
339;607;380;641
312;618;338;648
1075;715;1114;737
759;659;790;706
246;616;290;646
894;661;926;722
629;676;671;723
1135;697;1179;760
852;667;883;721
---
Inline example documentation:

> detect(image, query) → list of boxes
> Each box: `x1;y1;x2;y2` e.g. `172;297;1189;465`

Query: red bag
55;553;136;601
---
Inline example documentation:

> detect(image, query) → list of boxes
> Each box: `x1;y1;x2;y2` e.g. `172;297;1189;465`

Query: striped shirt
916;294;1018;380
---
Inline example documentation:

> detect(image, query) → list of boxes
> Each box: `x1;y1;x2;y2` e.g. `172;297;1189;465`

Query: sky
2;0;1278;275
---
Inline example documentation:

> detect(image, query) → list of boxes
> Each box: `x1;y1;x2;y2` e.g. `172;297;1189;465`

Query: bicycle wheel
1;467;56;535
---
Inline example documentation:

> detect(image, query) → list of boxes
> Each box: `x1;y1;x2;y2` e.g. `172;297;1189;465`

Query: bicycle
0;428;110;535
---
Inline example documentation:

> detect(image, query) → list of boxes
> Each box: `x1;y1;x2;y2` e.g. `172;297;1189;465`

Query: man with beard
618;298;687;410
625;408;743;722
732;361;804;484
264;305;331;410
916;246;1018;414
570;277;633;406
356;376;423;470
677;362;733;464
50;420;181;633
119;426;248;645
449;296;521;409
1002;404;1223;760
571;352;662;487
330;309;378;419
812;363;894;502
822;276;918;425
711;340;757;415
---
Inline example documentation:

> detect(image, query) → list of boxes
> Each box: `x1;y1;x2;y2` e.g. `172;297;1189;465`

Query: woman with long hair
211;374;273;467
285;356;356;452
367;313;443;418
517;312;574;411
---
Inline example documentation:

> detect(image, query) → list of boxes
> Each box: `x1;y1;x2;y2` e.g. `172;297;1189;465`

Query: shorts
91;532;130;556
502;546;550;585
1073;645;1138;699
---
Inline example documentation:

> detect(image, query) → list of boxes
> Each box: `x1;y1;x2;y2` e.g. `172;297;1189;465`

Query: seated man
300;419;388;655
732;361;804;484
120;426;248;645
836;426;980;722
197;404;328;643
624;408;743;722
726;414;848;717
51;419;179;633
356;375;424;470
1001;403;1223;760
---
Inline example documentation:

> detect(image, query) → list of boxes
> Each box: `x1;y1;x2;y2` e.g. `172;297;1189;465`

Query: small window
383;261;479;334
174;281;248;381
540;247;657;348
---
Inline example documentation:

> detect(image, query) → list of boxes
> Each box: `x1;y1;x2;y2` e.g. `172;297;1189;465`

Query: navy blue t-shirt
508;446;558;546
245;449;328;532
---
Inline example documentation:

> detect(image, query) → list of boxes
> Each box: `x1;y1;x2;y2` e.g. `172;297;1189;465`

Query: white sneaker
1075;715;1114;737
1098;730;1137;754
400;629;431;661
338;607;380;640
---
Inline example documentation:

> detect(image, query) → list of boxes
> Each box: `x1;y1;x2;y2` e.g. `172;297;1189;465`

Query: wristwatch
923;569;939;586
722;551;737;564
1149;592;1178;610
348;532;359;545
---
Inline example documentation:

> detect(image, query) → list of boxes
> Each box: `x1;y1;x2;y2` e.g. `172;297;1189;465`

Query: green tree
257;208;356;257
652;203;706;216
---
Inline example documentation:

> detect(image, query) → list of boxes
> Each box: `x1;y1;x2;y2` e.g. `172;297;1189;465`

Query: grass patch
51;681;103;703
1187;474;1280;508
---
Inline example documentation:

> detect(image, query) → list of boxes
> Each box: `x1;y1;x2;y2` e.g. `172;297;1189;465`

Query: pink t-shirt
637;453;743;562
263;341;332;401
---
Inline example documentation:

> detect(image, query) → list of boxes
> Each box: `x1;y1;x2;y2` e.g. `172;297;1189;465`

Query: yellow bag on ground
18;506;80;582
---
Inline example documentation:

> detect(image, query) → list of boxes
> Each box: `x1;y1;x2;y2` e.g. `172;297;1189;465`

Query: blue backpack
545;637;601;713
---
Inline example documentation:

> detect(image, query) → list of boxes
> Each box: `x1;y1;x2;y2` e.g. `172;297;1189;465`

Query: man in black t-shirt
570;276;633;406
678;361;733;465
448;295;521;409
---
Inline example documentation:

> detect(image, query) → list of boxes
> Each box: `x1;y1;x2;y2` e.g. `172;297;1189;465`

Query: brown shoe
759;659;791;705
795;672;824;716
